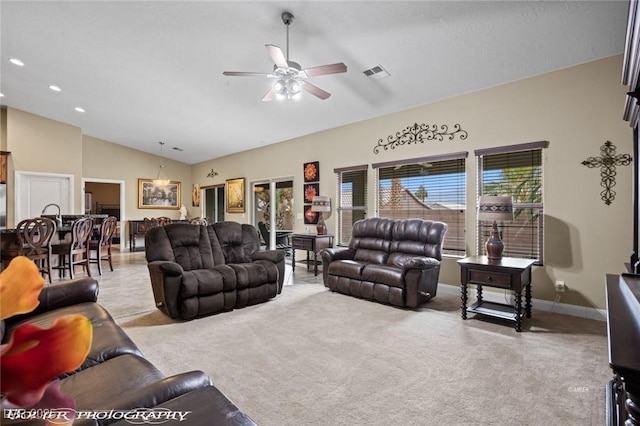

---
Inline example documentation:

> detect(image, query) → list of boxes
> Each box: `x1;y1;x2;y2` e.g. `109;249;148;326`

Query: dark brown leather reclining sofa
1;277;256;425
320;217;447;308
145;221;285;320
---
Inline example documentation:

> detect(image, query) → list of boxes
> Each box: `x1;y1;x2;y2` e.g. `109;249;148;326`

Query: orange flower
1;314;93;406
304;163;317;181
0;256;44;319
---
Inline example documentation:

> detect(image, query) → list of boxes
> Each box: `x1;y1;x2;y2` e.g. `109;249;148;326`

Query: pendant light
153;141;171;186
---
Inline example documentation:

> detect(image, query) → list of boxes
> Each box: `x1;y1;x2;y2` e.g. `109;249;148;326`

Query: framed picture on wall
303;183;319;204
226;177;245;213
304;205;319;224
192;183;201;207
303;161;320;182
138;178;181;209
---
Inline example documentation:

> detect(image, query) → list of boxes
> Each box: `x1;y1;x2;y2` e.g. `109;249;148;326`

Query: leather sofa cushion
387;251;424;268
354;248;388;264
60;354;165;410
5;302;142;374
110;386;258;426
327;260;368;280
362;264;405;289
181;267;236;297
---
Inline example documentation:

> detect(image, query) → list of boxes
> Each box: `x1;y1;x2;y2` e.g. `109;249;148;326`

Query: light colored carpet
94;252;610;426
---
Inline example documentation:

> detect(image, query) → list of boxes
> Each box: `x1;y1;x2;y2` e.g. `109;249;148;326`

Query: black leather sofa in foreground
1;277;257;426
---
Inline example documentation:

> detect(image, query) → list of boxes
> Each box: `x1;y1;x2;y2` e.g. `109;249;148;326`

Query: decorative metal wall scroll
207;169;219;178
373;122;468;154
581;141;632;205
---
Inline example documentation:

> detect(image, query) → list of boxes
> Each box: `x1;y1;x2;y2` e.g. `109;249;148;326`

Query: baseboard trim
437;283;606;321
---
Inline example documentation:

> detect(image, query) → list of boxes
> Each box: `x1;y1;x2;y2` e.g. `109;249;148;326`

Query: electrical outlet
555;280;566;292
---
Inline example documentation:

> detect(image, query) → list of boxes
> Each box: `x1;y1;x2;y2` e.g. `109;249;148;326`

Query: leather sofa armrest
73;371;213;426
320;247;356;263
252;249;285;263
404;256;440;271
8;277;99;324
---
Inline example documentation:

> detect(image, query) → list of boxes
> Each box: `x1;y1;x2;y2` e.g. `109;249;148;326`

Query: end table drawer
292;237;314;251
468;270;512;288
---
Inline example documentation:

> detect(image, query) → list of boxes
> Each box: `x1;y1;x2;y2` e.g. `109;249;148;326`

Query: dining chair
189;217;208;225
15;217;57;283
88;216;118;275
257;221;292;254
51;217;94;279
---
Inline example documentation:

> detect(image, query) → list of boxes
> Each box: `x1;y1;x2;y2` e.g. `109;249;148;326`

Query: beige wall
2;114;192;236
82;135;192;224
191;55;632;310
2;56;631;310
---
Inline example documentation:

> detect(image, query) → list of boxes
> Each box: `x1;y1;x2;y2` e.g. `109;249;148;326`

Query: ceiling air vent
363;65;390;80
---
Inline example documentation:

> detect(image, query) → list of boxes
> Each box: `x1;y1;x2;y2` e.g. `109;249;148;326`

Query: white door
15;172;73;222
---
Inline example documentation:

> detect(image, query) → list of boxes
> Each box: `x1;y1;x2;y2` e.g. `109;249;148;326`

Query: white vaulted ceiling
0;1;630;164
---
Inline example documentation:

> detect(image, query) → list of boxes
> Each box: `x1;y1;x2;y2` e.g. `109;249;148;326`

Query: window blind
335;165;368;246
476;144;547;264
374;154;467;256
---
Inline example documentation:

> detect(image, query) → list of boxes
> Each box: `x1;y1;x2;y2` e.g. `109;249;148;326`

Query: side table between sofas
458;255;535;332
291;233;333;276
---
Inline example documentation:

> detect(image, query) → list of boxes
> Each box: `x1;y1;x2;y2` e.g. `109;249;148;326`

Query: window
373;152;468;256
335;165;368;246
475;141;549;264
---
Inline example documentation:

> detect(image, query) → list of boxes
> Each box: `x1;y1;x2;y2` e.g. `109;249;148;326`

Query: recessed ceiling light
49;85;61;92
9;58;24;66
75;107;85;113
0;93;4;97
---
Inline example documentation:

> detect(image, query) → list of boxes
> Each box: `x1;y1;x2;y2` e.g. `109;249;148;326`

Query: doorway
253;178;294;249
82;178;125;250
204;185;225;224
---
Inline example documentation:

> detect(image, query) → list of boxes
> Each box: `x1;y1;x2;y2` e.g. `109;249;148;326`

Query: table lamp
311;195;331;235
478;195;514;260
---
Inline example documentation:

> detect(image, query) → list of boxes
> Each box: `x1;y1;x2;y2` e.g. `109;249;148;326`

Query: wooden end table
291;234;333;276
458;256;535;332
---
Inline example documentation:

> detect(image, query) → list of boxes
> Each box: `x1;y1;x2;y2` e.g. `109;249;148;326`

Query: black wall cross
581;141;632;205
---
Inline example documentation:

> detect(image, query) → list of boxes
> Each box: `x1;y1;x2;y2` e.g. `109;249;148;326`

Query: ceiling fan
223;11;347;101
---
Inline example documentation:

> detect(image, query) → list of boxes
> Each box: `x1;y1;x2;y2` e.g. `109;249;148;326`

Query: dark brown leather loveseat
1;277;256;426
320;217;447;308
145;221;285;320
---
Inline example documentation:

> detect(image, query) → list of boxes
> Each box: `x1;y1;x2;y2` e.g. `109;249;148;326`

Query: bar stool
15;217;57;283
88;216;118;275
51;217;94;280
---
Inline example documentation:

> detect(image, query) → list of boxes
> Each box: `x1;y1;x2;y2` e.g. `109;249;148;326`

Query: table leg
461;282;468;320
306;250;311;271
515;291;523;332
292;248;296;272
314;252;318;276
525;283;532;318
476;284;483;304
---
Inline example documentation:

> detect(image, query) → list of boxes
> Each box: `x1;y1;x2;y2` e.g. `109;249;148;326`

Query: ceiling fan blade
266;44;289;68
302;63;347;78
262;88;277;102
223;71;270;77
302;82;331;100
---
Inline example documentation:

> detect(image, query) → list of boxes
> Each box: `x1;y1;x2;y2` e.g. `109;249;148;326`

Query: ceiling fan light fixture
288;80;301;94
274;79;287;94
